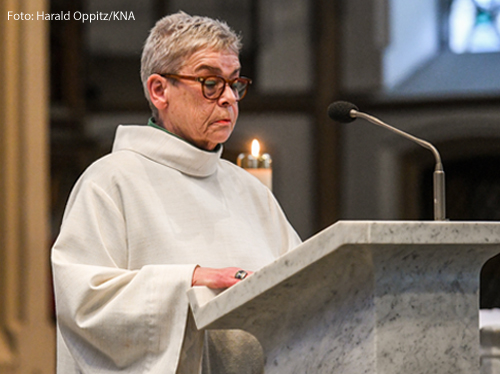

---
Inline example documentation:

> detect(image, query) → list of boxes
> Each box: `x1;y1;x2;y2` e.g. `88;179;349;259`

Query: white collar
112;125;222;177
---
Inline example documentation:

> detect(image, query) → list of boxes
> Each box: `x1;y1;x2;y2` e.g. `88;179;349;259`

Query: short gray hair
141;11;242;117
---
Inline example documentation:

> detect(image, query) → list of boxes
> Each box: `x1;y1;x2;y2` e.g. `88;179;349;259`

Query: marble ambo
189;221;500;373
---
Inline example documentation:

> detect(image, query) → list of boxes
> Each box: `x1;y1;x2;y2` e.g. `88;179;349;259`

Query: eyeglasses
159;73;252;101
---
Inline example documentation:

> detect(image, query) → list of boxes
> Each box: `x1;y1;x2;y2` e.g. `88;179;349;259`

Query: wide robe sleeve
52;177;197;374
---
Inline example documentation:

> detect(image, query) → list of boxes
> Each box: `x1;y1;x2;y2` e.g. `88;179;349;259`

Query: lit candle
237;139;273;190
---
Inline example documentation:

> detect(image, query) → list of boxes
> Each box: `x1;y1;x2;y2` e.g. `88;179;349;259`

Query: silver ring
235;270;248;280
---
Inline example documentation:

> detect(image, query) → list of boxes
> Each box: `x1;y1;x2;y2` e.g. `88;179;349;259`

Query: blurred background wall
1;0;500;372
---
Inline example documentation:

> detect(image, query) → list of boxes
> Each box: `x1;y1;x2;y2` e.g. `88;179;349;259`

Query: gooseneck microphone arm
354;110;446;221
328;101;446;221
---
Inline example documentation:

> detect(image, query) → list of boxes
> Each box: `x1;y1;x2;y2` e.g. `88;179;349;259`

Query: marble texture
188;221;500;374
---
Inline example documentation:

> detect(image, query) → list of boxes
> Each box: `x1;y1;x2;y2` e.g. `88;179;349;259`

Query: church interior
1;0;500;372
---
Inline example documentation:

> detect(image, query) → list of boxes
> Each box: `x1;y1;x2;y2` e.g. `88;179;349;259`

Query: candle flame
251;139;260;157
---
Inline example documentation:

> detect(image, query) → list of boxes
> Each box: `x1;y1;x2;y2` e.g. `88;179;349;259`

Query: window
449;0;500;53
340;0;500;98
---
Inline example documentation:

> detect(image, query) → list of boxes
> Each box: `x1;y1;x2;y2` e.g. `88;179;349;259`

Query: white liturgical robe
52;124;302;374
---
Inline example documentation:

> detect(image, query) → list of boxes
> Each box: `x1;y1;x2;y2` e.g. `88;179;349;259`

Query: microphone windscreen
327;101;359;123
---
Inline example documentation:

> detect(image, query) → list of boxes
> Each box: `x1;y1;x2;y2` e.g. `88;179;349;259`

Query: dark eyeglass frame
158;73;252;101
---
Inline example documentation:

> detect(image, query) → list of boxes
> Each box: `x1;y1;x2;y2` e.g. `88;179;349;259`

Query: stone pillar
0;0;56;373
481;327;500;374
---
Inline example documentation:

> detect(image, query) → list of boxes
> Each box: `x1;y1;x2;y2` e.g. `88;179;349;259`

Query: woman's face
160;48;241;151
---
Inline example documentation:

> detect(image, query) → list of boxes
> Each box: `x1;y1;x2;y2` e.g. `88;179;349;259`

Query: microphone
328;101;446;221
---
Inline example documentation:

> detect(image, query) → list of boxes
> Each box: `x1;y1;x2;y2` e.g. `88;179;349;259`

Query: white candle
247;168;272;190
237;139;273;190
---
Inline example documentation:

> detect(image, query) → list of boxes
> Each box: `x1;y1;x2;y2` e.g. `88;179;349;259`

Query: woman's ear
147;74;168;111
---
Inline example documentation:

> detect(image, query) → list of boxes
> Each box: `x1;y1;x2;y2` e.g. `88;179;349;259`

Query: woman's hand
192;266;253;289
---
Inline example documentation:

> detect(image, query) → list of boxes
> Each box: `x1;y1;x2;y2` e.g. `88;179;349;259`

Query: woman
52;12;301;374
